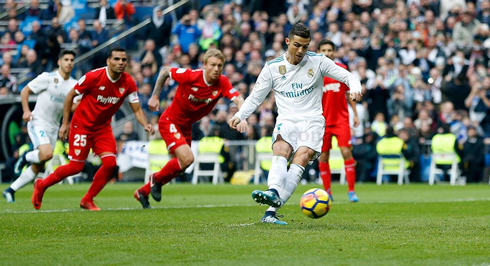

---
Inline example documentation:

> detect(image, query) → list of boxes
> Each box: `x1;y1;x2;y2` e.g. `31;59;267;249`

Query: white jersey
28;71;77;130
235;52;362;122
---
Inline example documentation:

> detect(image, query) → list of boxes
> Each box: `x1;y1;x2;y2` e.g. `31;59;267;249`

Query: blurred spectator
172;14;201;54
6;18;19;38
0;32;16;52
2;52;13;67
41;0;59;21
144;6;173;50
371;112;388;137
27;20;44;43
91;20;111;68
0;65;18;94
140;39;163;70
352;131;378;182
199;12;221;51
137;83;152;114
461;125;485;182
13;45;28;67
34;34;61;72
114;0;136;24
95;0;116;27
398;128;422;182
18;49;43;79
26;0;43;17
58;0;75;24
116;121;139;151
45;17;67;42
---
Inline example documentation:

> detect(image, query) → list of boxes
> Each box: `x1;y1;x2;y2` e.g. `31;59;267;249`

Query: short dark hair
288;23;310;39
318;39;335;51
108;47;126;58
58;49;76;59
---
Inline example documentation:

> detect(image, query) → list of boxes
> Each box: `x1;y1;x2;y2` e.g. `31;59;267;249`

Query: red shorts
69;125;116;161
322;123;351;152
158;117;192;154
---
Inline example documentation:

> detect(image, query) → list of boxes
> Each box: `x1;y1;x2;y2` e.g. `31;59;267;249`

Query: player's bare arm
59;89;78;141
20;86;33;122
347;96;360;127
148;67;171;112
129;102;155;135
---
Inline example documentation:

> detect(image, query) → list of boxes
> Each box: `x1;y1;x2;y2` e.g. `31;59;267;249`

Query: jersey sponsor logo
323;83;341;92
97;95;120;104
279;65;286;75
307;69;314;78
176;68;186;73
191;87;198;91
119;87;125;94
98;86;105;90
188;94;212;104
78;75;86;85
75;149;81;156
279;85;315;98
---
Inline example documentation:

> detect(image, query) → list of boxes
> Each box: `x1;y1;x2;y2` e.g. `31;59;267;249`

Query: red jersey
73;67;139;130
164;68;239;125
322;62;350;126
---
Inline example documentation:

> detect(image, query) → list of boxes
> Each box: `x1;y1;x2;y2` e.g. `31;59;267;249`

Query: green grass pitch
1;183;489;265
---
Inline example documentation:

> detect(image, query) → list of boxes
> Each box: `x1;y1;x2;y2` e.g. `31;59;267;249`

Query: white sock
25;150;41;163
267;156;288;192
10;166;36;191
266;206;278;213
280;164;304;204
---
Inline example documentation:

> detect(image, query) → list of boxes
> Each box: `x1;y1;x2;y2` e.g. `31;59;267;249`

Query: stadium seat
329;136;346;185
144;139;171;184
376;154;409;185
428;153;459;185
253;152;272;185
192;138;224;185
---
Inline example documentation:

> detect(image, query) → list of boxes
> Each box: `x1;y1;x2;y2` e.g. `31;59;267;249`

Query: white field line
2;198;490;215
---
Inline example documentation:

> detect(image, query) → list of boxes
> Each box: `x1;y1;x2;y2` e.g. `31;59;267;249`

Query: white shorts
27;119;58;149
272;119;325;162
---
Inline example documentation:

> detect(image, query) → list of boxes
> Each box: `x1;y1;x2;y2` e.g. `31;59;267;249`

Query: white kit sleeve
319;56;362;94
26;72;49;94
234;64;273;121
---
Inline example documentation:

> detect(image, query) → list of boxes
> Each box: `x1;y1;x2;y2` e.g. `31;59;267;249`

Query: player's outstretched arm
129;102;155;136
59;89;78;141
320;56;363;102
148;67;171;112
20;86;33;122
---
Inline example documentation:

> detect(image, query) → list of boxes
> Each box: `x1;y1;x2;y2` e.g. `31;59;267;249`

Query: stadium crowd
2;0;490;184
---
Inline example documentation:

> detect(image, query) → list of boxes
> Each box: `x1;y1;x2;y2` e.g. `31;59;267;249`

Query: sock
319;161;331;195
154;158;183;185
267;156;288;192
138;182;151;196
4;187;15;194
82;155;117;202
266;206;278;213
42;161;85;188
10;166;36;191
280;164;304;204
25;150;40;163
345;158;356;192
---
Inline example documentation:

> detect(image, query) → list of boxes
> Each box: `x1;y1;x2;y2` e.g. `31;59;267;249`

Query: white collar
106;67;121;83
202;70;212;86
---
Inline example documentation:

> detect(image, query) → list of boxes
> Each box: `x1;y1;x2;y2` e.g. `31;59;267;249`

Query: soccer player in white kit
3;50;78;203
228;23;363;225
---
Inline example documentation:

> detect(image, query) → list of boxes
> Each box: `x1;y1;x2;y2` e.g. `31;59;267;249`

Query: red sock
154;158;183;185
82;156;116;202
319;161;331;194
42;161;85;188
138;183;151;196
345;158;356;192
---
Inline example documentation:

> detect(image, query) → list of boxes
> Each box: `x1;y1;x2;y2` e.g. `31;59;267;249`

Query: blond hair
203;49;225;64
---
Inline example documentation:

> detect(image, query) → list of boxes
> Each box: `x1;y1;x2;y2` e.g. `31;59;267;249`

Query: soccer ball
300;188;332;219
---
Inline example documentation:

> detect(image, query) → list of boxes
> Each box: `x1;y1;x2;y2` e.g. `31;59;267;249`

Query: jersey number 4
169;124;178;133
74;134;87;147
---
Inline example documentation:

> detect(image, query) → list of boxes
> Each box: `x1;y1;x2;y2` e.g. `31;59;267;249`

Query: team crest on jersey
75;149;81;156
98;86;105;90
279;65;286;75
212;90;218;96
191;87;198;92
307;69;314;78
54;78;59;84
174;133;181;139
119;88;125;94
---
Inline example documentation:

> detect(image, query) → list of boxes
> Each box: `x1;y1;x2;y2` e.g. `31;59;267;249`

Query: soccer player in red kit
317;40;360;202
134;49;244;208
32;47;155;210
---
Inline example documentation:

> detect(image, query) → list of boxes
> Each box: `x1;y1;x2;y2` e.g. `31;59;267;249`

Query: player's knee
101;156;117;169
39;151;53;162
319;152;329;163
340;148;353;160
179;154;194;169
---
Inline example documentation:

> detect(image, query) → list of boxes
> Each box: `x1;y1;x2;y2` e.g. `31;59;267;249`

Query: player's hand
236;120;248;134
22;111;32;123
228;116;241;130
148;96;160;112
144;124;155;135
59;124;69;142
353;116;360;128
350;92;363;102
